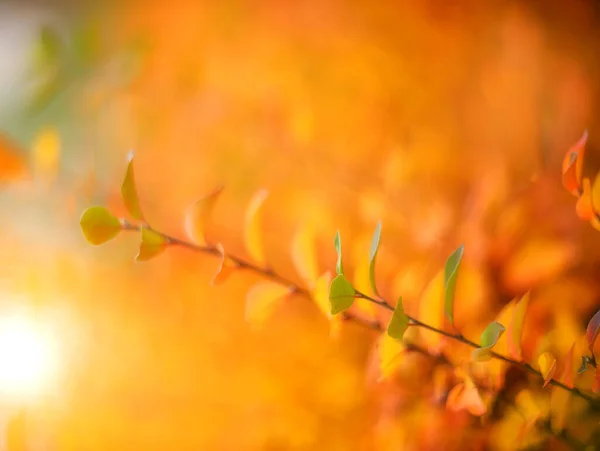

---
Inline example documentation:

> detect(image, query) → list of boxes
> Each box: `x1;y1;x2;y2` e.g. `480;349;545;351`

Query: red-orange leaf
562;130;587;196
586;309;600;352
576;178;594;220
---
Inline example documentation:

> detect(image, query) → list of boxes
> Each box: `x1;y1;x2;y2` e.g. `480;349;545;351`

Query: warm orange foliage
2;0;600;450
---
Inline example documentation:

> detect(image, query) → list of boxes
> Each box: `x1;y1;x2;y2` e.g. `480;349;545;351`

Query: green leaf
136;227;168;261
121;151;145;221
80;206;121;245
329;274;355;315
443;244;464;325
387;297;409;340
471;321;505;362
334;230;343;275
578;356;590;374
369;221;382;295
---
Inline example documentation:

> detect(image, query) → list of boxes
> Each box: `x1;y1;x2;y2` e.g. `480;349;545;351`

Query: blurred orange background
1;0;600;449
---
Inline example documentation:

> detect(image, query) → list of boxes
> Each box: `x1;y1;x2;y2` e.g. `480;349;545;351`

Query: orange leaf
591;173;600;217
507;292;529;361
211;243;237;286
561;130;587;196
538;352;556;388
184;185;224;246
244;189;269;265
290;223;319;290
245;281;291;329
576;178;594;220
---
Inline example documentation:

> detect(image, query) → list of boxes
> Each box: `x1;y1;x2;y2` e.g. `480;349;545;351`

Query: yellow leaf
591;172;600;217
290;223;319;290
79;206;121;245
31;126;60;185
245;281;291;329
184;185;224;246
211;243;237;286
136;226;168;261
418;270;445;354
312;271;332;319
507;292;529;361
121;151;145;221
244;189;269;265
378;332;406;381
576;177;594;220
538;352;556;388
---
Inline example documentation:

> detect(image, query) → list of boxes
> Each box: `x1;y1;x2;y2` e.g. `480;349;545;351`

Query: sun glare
0;313;59;401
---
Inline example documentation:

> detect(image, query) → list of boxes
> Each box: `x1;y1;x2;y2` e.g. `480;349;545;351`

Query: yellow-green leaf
444;244;464;325
329;274;355;315
80;206;121;245
121;151;145;221
212;243;237;286
387;297;409;340
368;221;382;295
538;352;556;388
244;189;269;265
136;226;167;261
472;321;505;362
334;230;343;275
184;185;224;246
245;281;292;328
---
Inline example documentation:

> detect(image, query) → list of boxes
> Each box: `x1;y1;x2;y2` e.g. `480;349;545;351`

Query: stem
355;290;599;408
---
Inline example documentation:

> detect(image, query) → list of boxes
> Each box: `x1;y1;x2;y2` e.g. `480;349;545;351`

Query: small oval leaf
328;274;355;315
444;244;464;324
585;309;600;352
121;151;145;221
212;243;237;286
244;189;269;265
538;352;557;388
80;206;121;245
472;321;505;362
368;221;382;295
136;226;168;261
334;230;343;275
387;297;409;340
562;130;587;196
184;185;224;246
245;281;292;328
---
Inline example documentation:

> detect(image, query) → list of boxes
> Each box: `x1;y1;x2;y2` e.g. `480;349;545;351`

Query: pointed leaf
387;297;409;340
576;178;594;220
328;274;355;315
136;227;168;261
184;185;224;246
211;243;237;286
312;271;333;319
378;333;406;381
291;223;319;289
334;230;343;275
562;130;587;196
507;292;529;361
472;322;505;362
244;189;269;265
245;281;291;328
368;221;382;295
443;244;464;324
80;206;121;245
591;173;600;216
446;382;486;416
538;352;556;388
585;309;600;352
121;151;145;221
